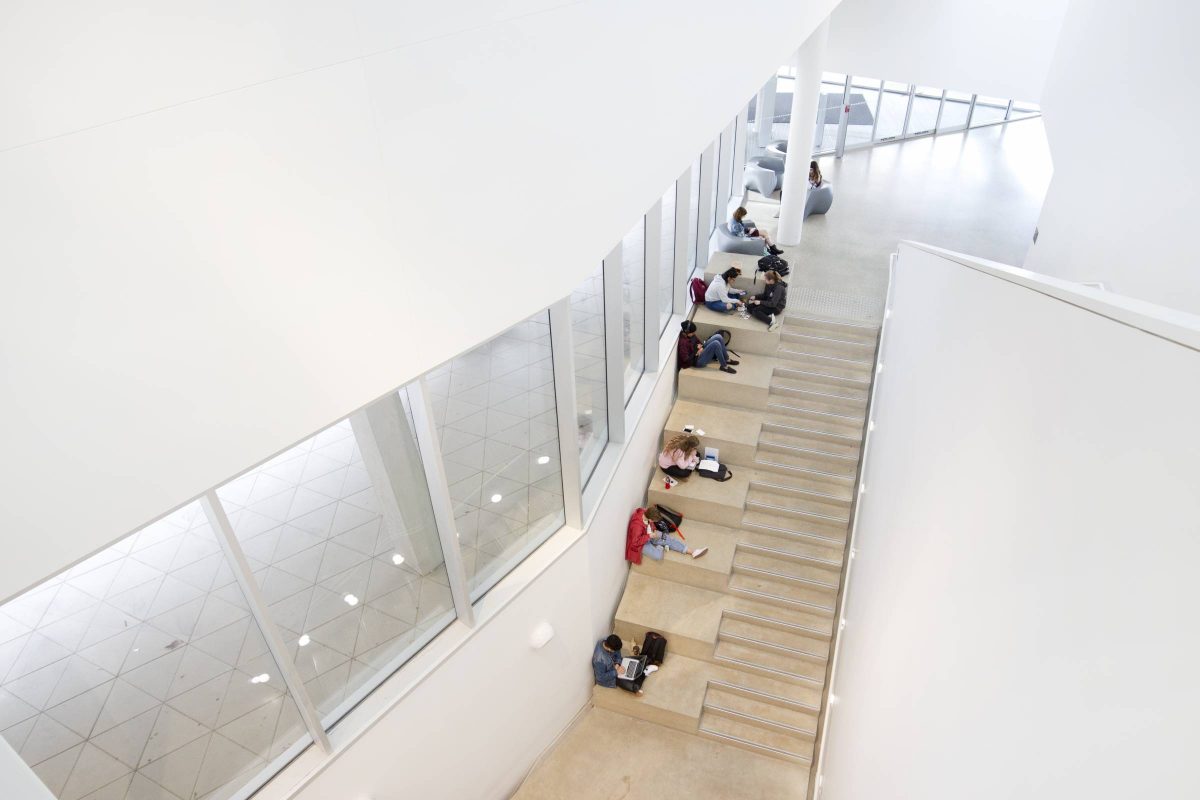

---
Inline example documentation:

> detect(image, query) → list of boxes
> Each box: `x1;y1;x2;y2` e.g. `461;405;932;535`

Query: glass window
687;156;701;278
621;218;646;400
852;76;882;90
939;90;972;132
815;79;846;154
570;265;608;486
217;396;455;726
706;146;720;237
845;80;880;148
875;83;910;141
1009;100;1040;122
426;312;565;601
0;502;310;800
659;183;676;334
971;95;1008;127
906;88;941;136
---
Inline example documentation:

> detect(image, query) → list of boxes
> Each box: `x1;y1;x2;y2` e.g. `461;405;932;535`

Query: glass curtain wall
814;73;847;154
939;90;972;132
0;503;313;800
686;156;701;279
621;218;646;400
971;95;1008;127
845;77;881;148
874;81;910;141
570;265;608;486
427;312;565;600
1008;101;1040;122
659;183;676;333
907;86;942;136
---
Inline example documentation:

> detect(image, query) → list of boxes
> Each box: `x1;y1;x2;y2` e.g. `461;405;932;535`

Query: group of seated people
704;266;788;331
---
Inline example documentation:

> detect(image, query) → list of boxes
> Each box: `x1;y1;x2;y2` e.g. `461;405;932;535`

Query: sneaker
644;665;659;674
768;315;782;332
691;547;709;559
719;365;737;374
727;359;740;366
768;245;784;256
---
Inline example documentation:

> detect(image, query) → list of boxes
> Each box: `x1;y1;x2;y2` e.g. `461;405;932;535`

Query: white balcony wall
1026;2;1200;316
818;243;1200;800
824;0;1067;101
0;0;838;600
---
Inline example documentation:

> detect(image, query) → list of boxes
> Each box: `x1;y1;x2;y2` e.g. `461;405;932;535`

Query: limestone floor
740;117;1053;321
512;707;808;800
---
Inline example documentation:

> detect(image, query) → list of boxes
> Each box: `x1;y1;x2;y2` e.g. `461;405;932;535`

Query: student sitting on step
625;506;708;564
705;266;747;313
746;269;788;332
677;320;738;374
593;634;654;696
658;432;701;480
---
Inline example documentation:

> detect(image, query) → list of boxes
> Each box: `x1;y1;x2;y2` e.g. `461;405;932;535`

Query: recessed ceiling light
391;553;405;566
491;494;502;503
298;634;311;647
343;593;359;606
536;456;550;465
250;673;271;684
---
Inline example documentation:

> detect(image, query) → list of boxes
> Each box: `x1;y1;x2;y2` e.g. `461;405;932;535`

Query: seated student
747;269;788;332
658;433;701;479
730;207;784;256
705;267;747;313
593;634;654;696
676;320;738;374
625;506;708;564
809;160;825;189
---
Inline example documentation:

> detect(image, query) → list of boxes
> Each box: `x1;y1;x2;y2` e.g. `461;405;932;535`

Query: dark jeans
694;334;728;368
749;305;779;325
662;465;693;479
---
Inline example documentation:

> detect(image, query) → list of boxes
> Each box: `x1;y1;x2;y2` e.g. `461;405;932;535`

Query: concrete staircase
596;312;878;772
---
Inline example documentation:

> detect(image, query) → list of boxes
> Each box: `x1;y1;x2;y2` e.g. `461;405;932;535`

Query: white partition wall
817;243;1200;800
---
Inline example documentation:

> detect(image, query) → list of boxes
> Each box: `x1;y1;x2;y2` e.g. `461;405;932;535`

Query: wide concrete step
719;614;830;663
704;684;818;737
692;304;780;356
775;367;871;399
746;460;855;499
749;479;851;513
745;488;850;536
733;549;840;589
699;711;814;764
754;447;860;484
763;422;859;453
631;520;738;594
715;638;826;685
728;572;836;616
679;358;774;411
781;329;877;360
738;531;844;570
742;510;847;549
765;403;864;438
769;380;867;411
664;399;760;468
784;315;880;345
776;348;874;380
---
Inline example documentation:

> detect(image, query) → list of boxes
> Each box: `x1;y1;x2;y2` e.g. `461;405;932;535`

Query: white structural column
601;243;626;441
200;492;333;753
407;380;476;625
757;75;778;149
695;141;717;272
672;164;691;312
777;16;830;246
643;201;661;374
349;396;444;575
547;297;583;529
714;117;735;219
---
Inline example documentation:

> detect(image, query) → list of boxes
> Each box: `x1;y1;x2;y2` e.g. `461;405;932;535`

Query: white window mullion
547;296;583;528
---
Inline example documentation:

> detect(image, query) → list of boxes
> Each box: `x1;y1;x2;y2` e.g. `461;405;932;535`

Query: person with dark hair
809;160;824;188
593;633;654;695
704;266;747;313
747;270;788;332
625;506;708;564
731;207;784;256
676;320;737;374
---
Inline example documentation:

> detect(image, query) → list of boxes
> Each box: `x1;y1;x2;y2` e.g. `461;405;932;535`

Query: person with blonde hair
658;432;701;479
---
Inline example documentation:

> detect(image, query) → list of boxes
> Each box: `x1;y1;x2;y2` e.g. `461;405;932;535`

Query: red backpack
689;277;708;305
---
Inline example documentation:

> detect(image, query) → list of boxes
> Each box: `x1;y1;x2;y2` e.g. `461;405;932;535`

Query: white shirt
705;275;738;305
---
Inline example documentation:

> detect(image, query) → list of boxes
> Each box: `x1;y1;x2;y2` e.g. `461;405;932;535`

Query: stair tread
738;530;845;565
716;639;827;683
733;550;840;587
746;486;852;519
720;615;832;658
754;447;859;481
742;509;847;546
700;712;814;763
759;427;861;458
705;686;817;734
772;374;869;400
728;572;837;612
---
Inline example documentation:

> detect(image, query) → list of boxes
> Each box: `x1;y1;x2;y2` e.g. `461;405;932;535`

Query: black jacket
756;281;788;312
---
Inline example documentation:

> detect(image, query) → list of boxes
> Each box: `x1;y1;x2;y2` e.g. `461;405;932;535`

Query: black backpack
757;254;790;277
641;631;668;666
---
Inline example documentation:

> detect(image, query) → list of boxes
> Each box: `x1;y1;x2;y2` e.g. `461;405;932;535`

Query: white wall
0;0;837;599
1026;2;1200;316
819;243;1200;800
825;0;1067;100
256;341;677;800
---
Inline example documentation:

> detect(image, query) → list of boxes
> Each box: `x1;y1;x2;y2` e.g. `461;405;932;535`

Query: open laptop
620;656;643;680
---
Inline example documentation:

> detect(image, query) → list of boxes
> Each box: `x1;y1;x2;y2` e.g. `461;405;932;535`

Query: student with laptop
592;634;656;696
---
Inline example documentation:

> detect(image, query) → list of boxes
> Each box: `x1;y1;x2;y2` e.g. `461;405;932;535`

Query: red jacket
625;508;652;565
676;334;696;370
